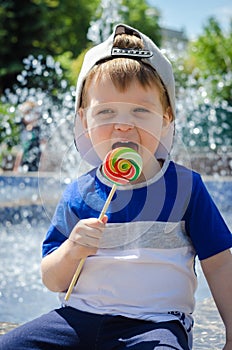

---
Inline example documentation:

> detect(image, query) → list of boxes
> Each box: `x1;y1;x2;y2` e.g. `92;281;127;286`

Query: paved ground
0;322;18;335
193;297;225;349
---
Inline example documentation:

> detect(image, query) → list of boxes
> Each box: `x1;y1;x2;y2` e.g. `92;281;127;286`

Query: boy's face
80;77;172;178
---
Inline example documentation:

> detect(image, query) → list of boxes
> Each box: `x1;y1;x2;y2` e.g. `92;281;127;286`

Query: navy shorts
0;306;190;349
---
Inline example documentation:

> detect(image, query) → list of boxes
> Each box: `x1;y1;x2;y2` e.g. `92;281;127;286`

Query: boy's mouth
112;141;138;152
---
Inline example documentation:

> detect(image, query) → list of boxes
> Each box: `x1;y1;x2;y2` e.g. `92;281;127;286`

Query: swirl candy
102;147;143;185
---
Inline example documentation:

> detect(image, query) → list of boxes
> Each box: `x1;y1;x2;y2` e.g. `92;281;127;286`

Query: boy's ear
78;108;90;138
162;106;173;135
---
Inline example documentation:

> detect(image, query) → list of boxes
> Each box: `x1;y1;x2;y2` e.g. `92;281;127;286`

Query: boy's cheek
87;132;112;159
138;123;163;143
161;121;174;139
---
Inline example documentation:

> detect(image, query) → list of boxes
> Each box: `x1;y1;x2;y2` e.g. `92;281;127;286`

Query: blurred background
0;1;231;347
0;0;231;175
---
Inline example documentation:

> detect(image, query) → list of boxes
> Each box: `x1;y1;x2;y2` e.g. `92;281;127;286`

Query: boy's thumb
101;215;108;224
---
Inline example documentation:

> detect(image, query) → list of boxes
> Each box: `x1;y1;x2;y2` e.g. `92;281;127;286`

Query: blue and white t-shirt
42;159;232;339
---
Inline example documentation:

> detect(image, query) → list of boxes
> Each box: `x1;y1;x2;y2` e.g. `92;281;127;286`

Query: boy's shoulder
62;161;204;199
166;160;205;196
167;160;201;181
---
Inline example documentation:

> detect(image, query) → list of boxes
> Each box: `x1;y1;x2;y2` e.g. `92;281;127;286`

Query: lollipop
102;147;143;185
98;147;143;223
64;147;143;302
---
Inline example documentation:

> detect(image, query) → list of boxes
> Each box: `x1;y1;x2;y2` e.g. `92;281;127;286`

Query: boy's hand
68;216;108;257
41;216;108;292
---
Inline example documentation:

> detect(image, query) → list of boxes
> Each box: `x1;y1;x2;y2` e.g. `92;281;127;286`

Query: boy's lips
112;141;138;152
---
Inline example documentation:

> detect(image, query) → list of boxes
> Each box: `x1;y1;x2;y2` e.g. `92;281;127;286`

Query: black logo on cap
111;47;153;58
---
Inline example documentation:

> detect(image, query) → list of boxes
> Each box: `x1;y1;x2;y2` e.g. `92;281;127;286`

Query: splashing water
0;31;231;347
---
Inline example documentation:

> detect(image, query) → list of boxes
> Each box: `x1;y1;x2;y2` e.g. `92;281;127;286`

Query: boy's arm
200;249;232;349
41;217;107;292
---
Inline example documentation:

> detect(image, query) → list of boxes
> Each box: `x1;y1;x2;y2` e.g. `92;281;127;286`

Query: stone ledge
0;298;225;347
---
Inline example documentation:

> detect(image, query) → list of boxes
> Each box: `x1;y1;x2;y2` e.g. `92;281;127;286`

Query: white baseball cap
74;23;175;165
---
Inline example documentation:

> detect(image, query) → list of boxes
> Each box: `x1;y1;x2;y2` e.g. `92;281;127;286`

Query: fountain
0;10;231;347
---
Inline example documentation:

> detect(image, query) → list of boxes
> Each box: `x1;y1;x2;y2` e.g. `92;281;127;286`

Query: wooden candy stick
64;147;143;302
64;184;116;301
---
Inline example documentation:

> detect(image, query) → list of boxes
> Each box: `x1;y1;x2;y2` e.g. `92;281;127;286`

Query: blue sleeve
42;194;79;257
184;173;232;260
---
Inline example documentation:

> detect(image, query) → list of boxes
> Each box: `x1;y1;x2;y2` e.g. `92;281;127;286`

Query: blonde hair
80;34;171;116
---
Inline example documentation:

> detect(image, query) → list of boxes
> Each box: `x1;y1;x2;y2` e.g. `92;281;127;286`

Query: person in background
13;101;44;172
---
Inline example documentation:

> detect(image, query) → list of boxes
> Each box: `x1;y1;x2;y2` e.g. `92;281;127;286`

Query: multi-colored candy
102;147;143;185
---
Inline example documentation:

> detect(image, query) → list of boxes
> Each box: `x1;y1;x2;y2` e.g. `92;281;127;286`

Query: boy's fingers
78;221;105;234
101;215;108;224
69;217;108;247
78;235;100;248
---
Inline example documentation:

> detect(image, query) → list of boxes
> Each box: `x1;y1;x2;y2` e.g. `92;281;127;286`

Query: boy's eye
133;106;154;118
91;105;117;119
97;109;115;115
134;107;151;113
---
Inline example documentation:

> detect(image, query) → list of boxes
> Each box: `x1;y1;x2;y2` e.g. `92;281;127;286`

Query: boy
1;23;231;350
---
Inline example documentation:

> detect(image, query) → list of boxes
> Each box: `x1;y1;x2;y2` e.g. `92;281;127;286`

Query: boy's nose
114;113;134;131
114;121;134;131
